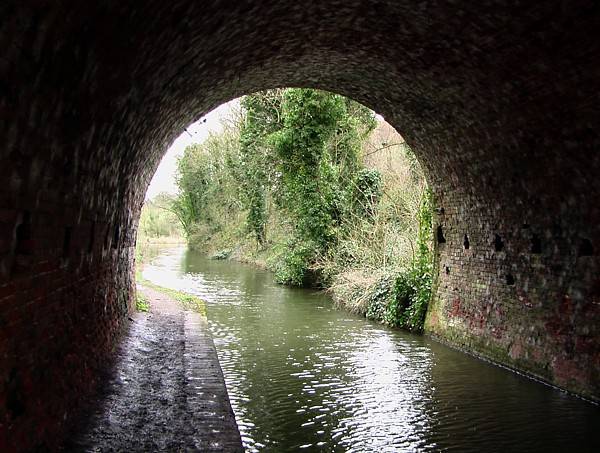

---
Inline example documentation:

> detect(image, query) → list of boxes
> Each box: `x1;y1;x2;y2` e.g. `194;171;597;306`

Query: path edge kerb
139;285;244;451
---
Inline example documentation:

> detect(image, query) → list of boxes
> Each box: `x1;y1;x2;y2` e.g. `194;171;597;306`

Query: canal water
142;246;599;452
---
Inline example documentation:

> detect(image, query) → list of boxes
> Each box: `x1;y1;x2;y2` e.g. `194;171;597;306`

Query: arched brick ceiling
1;1;599;449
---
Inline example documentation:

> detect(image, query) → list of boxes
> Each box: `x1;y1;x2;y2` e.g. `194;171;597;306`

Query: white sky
145;100;239;200
145;99;383;201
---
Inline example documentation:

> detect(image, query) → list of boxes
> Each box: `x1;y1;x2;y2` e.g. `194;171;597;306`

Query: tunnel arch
1;1;599;449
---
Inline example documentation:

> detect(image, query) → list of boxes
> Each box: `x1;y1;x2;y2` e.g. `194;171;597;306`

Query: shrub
136;293;150;312
274;240;316;286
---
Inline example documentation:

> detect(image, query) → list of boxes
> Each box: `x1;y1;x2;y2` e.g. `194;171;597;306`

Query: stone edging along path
71;284;243;452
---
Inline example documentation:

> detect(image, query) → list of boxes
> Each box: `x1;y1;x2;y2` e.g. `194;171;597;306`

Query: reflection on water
142;247;599;452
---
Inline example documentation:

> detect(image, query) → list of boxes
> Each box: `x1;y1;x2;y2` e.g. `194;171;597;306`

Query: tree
235;90;285;244
268;89;376;284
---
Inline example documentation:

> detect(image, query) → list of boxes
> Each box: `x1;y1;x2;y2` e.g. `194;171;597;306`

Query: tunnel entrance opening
2;2;600;450
137;89;433;330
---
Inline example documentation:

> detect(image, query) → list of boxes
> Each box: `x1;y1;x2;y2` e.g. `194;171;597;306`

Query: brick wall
0;1;598;449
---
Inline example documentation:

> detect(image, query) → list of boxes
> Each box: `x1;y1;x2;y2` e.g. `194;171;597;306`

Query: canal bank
72;284;242;452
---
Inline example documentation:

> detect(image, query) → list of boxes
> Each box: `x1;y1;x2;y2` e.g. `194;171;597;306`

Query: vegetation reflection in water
142;247;599;452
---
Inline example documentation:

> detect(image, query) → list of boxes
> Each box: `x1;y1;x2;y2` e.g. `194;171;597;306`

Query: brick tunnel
1;1;599;449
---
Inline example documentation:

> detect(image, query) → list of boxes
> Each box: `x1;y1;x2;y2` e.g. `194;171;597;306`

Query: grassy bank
136;272;207;317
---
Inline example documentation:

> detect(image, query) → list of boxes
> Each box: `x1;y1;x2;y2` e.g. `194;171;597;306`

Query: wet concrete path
72;285;243;452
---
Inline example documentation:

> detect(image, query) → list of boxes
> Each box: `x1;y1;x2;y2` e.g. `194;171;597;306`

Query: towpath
71;285;243;452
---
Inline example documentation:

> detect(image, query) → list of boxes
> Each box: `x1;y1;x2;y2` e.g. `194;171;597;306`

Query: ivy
236;90;285;244
379;189;433;331
265;89;376;283
353;168;383;218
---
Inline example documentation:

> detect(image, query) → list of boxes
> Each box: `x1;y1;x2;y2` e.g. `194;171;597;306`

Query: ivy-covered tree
268;89;376;285
235;90;285;245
